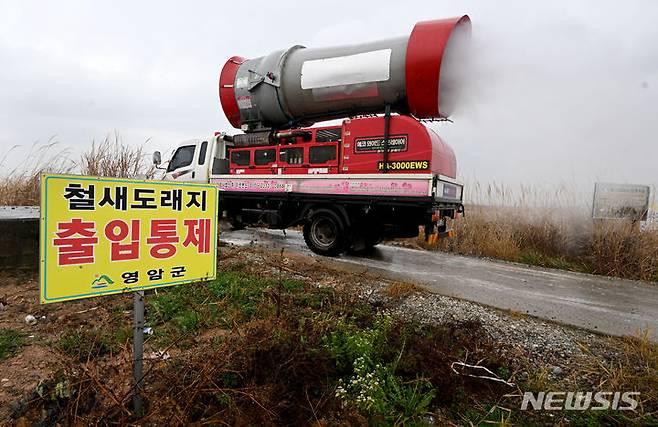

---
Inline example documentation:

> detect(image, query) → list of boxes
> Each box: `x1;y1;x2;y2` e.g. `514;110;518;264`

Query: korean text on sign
40;174;218;303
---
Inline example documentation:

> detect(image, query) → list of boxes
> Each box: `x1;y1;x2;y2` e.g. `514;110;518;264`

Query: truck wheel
303;209;348;256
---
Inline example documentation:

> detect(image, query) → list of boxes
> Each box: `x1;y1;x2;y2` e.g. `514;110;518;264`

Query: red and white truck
155;16;470;256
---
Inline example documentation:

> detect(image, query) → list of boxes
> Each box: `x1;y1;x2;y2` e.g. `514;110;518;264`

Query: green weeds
518;249;587;272
326;315;439;424
148;271;303;344
22;259;658;425
0;328;25;359
56;328;118;362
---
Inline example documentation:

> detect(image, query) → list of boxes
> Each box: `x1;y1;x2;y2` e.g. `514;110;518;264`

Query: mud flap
426;229;455;245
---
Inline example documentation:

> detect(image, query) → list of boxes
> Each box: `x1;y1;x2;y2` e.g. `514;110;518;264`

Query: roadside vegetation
0;328;25;359
12;261;501;424
8;247;658;425
426;182;658;282
56;327;128;362
429;206;658;282
0;134;153;206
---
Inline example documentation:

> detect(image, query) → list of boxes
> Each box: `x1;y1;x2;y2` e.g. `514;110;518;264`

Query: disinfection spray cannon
219;16;471;133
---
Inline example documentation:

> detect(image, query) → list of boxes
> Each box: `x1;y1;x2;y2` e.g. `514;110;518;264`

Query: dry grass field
427;182;658;282
0;135;153;206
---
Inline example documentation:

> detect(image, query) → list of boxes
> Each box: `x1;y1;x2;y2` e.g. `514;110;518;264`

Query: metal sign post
132;291;145;414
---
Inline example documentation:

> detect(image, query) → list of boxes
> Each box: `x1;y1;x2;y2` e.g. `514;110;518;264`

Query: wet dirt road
222;228;658;341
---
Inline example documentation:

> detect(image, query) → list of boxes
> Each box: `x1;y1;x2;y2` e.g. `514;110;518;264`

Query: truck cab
162;134;230;183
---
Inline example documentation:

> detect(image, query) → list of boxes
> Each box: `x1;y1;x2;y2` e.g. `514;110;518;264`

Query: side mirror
152;151;162;166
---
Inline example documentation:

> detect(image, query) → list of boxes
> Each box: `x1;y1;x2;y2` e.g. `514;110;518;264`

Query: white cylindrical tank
219;16;470;131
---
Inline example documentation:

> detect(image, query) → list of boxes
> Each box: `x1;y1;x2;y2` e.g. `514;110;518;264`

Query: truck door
194;140;211;182
166;143;198;181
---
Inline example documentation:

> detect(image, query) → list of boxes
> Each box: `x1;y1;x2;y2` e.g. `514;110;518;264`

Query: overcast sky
1;0;656;191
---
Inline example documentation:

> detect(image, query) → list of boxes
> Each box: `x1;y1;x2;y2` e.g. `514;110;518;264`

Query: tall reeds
0;133;154;206
434;182;657;282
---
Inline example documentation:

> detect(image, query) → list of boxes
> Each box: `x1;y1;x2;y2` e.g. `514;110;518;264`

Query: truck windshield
167;145;195;172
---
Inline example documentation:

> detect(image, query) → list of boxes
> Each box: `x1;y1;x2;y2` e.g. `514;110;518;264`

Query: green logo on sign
91;274;114;289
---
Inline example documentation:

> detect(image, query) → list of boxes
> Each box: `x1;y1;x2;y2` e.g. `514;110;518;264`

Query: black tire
303;209;348;256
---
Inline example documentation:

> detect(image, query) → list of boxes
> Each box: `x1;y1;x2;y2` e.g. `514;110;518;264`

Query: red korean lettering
182;218;211;254
146;219;178;259
53;218;98;265
104;219;140;261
